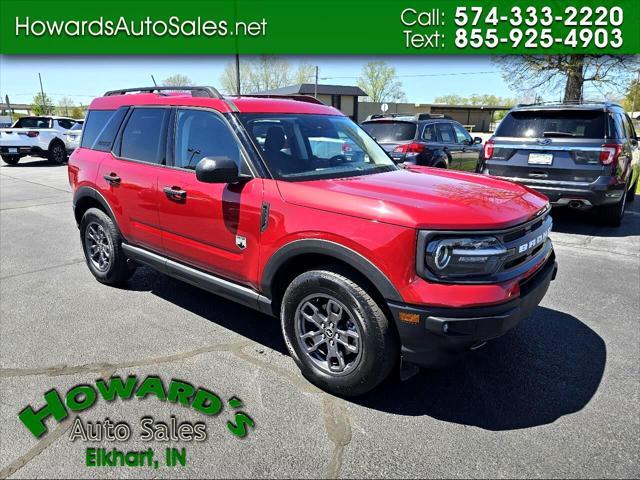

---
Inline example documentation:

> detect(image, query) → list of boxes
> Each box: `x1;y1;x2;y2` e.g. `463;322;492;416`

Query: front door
156;108;263;287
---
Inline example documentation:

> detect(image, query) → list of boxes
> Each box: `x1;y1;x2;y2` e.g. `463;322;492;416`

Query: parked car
0;116;79;165
65;120;84;152
69;86;556;396
361;113;483;171
477;102;639;227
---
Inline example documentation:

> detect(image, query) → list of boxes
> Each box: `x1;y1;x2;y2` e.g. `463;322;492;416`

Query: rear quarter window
496;110;606;139
361;122;416;142
81;109;127;151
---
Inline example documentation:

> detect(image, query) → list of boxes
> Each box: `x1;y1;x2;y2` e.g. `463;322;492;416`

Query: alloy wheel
294;294;362;376
84;222;112;272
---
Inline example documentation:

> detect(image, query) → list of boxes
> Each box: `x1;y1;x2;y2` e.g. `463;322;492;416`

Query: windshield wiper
542;131;576;138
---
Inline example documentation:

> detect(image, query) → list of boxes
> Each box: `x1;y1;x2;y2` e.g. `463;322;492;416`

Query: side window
610;113;626;139
436;123;455;143
453;124;472;144
422;124;437;142
173;109;241;170
57;119;74;130
92;108;127;152
120;108;169;164
623;114;637;140
81;110;115;148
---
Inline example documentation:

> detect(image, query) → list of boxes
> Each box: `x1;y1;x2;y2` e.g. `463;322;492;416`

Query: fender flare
72;186;117;223
47;136;66;151
261;239;403;302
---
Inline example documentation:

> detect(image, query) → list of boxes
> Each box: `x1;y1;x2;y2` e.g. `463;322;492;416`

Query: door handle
103;173;121;185
163;186;187;201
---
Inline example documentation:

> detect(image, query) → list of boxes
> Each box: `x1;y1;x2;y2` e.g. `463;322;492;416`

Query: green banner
1;0;638;54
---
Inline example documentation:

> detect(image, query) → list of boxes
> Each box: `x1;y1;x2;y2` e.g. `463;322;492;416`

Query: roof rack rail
237;94;325;105
103;86;223;99
365;112;452;121
515;100;622;108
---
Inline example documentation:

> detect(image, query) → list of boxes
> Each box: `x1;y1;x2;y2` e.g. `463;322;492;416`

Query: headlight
424;236;507;278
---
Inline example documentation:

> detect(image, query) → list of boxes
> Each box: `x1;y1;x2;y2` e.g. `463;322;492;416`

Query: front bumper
388;255;557;368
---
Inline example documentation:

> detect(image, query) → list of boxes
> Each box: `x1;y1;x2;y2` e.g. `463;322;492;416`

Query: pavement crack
0;368;116;479
1;199;71;211
0;341;252;379
0;172;71;194
0;259;86;280
322;396;352;479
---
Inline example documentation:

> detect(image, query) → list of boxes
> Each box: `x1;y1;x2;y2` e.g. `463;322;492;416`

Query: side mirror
473;137;483;145
195;156;239;184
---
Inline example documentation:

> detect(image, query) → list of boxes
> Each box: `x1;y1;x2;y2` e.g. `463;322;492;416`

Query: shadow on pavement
550;199;639;238
355;306;606;430
130;267;606;431
1;159;65;168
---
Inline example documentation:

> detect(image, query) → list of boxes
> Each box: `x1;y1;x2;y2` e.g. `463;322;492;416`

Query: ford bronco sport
477;102;639;227
69;86;557;396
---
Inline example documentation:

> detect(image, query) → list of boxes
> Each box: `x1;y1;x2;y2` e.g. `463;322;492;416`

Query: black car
477;102;639;226
361;114;483;171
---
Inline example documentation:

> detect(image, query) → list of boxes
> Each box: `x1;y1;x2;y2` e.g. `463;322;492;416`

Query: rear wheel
627;178;637;203
80;208;136;284
48;142;67;164
1;155;20;165
280;270;399;396
596;188;627;227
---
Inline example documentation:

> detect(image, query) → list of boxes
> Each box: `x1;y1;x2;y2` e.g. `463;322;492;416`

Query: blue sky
0;55;560;106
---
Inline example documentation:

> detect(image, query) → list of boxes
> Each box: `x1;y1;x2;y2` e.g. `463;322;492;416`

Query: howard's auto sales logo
18;375;255;469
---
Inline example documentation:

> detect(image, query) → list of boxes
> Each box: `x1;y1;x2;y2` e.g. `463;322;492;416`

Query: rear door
97;106;170;252
156;108;263;287
486;109;609;185
451;122;481;171
435;122;457;167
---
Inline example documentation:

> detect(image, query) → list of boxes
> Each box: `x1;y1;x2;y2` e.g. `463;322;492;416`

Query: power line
320;71;499;80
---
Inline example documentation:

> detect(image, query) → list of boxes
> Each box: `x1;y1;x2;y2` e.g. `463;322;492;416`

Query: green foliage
620;78;640;112
357;61;405;103
31;92;55;115
219;56;318;94
433;94;515;107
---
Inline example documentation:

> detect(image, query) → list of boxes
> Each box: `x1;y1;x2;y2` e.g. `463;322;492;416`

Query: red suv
69;86;557;396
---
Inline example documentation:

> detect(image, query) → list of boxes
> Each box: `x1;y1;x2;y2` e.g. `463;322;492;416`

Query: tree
620;76;640;112
293;62;316;85
494;55;639;102
162;74;194;87
219;57;317;95
31;92;55;115
56;97;75;116
357;61;406;103
70;105;86;119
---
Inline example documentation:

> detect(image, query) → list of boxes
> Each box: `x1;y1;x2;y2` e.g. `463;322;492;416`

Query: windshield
361;121;417;142
13;117;52;129
496;110;606;138
239;114;397;181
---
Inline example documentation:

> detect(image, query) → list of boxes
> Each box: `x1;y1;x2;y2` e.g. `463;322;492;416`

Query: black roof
512;101;624;112
255;84;367;97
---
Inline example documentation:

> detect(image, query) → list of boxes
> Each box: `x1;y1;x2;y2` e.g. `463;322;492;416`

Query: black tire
627;178;637;203
281;270;399;397
48;141;67;164
1;155;20;165
595;190;627;227
80;208;136;284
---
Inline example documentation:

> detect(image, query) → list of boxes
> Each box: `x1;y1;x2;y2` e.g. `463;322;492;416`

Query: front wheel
280;270;399;396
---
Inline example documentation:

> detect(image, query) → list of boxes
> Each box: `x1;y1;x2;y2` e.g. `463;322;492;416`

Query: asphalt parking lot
1;157;638;479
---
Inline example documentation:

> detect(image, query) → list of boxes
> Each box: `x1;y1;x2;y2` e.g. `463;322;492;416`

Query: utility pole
235;54;241;95
38;73;46;114
314;66;319;98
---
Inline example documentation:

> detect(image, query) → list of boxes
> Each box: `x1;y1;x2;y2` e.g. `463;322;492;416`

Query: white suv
0;116;81;165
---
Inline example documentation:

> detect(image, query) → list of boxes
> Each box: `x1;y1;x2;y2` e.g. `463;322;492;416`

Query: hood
276;166;549;230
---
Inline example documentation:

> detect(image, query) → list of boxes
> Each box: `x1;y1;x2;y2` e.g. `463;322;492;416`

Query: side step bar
121;243;273;316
